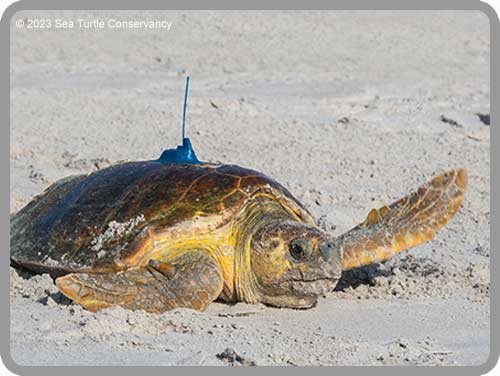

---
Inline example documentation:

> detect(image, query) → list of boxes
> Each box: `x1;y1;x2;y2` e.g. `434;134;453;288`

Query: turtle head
248;220;342;309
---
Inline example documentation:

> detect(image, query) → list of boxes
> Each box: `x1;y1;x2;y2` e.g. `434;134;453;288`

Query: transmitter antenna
158;76;201;164
181;76;190;141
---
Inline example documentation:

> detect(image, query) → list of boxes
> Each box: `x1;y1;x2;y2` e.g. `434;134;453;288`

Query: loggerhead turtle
10;153;467;313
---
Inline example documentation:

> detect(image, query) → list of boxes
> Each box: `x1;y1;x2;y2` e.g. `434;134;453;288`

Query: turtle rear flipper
339;168;467;270
55;250;223;313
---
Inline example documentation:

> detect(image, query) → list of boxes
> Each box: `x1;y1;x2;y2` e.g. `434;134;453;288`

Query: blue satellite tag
158;77;202;164
158;137;200;164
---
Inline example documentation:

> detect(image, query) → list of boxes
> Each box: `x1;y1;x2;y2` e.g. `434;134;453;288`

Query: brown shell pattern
10;161;311;274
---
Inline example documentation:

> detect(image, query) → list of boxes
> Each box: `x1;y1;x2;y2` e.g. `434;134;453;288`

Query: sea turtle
10;154;467;313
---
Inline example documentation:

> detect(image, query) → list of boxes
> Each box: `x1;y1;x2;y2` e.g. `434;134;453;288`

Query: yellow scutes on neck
232;196;294;304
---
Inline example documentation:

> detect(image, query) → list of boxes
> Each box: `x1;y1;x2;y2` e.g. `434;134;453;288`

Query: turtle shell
10;161;313;275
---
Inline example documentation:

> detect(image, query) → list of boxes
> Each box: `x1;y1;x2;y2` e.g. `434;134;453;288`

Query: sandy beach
9;10;490;366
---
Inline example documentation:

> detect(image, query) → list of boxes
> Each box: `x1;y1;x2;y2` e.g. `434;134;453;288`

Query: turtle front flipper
339;168;467;270
55;250;223;313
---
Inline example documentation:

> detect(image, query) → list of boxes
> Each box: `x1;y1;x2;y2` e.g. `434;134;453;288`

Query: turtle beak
318;239;343;276
319;240;336;261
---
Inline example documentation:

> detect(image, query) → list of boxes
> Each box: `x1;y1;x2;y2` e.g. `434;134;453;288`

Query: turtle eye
289;239;309;261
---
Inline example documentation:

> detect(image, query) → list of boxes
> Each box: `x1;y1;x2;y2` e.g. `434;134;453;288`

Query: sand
9;10;490;366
